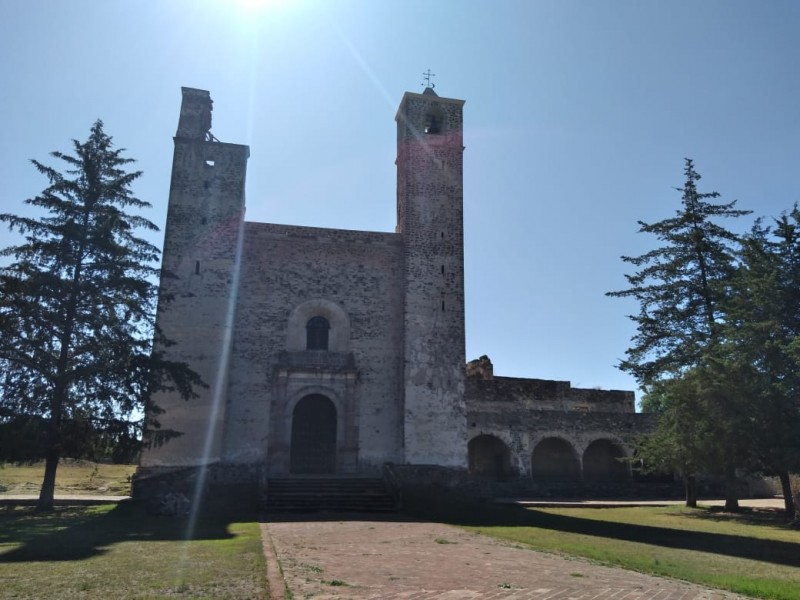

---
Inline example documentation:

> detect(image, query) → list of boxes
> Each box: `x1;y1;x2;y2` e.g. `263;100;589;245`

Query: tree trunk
723;461;740;512
37;384;65;512
684;473;697;508
37;437;60;512
36;227;82;511
778;470;796;520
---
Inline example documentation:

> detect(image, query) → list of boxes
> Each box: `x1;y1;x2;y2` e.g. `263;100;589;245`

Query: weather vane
422;69;436;89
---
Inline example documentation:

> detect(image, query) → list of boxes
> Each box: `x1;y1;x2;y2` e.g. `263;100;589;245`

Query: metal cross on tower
421;69;436;89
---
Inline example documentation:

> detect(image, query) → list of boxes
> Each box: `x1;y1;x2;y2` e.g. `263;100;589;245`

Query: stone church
138;86;653;497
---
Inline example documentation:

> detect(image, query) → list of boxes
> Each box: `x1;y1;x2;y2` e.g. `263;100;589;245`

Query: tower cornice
395;91;465;122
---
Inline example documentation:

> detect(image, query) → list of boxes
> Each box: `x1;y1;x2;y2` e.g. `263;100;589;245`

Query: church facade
139;87;651;491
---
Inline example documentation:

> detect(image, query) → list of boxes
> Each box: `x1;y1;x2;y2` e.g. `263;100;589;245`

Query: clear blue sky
2;0;799;402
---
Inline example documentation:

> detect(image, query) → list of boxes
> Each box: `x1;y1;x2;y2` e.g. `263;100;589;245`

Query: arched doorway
583;439;629;481
468;434;512;480
290;394;337;474
531;437;580;480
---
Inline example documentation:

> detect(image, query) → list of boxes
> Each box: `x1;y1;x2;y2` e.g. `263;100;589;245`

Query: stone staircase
264;477;398;514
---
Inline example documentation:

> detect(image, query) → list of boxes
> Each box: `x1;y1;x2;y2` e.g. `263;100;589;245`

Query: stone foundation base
132;463;262;514
132;462;695;515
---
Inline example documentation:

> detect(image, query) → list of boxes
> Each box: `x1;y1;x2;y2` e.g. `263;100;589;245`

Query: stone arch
269;382;357;476
468;434;512;480
290;394;337;474
284;385;346;441
531;437;580;480
582;438;629;481
287;299;351;352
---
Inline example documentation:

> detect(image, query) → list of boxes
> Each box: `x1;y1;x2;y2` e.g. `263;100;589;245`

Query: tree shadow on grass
682;506;797;529
408;498;800;569
0;495;253;563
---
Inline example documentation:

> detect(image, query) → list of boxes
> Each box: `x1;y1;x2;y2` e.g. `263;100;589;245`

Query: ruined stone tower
143;87;249;467
396;88;468;466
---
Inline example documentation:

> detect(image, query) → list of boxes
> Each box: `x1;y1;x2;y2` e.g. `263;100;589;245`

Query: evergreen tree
0;121;199;510
636;372;724;507
608;158;751;509
725;210;800;516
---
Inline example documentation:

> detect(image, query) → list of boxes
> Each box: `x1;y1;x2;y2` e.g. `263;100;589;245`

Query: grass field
4;463;800;599
449;502;800;600
0;502;269;599
0;460;136;496
0;462;270;598
401;490;800;600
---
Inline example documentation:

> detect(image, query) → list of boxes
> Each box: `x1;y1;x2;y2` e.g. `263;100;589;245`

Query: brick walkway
263;518;745;600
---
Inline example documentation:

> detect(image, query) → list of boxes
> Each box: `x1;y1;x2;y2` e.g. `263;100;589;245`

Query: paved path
263;518;745;600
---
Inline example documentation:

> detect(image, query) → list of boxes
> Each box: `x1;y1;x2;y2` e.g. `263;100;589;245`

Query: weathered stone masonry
137;86;651;494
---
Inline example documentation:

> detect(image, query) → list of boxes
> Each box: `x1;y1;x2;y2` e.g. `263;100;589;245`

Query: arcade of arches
468;434;630;481
288;411;631;479
286;391;631;481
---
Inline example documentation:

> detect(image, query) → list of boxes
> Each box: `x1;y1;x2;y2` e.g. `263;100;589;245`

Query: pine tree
636;372;724;507
725;210;800;517
608;158;751;509
0;121;199;510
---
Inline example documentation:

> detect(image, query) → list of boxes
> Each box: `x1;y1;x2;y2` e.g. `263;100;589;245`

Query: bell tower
396;86;468;467
141;88;249;467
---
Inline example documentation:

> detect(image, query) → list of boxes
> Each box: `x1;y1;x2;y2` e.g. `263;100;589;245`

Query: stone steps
264;477;398;514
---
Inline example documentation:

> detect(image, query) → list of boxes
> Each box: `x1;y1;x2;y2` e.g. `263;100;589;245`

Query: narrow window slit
195;261;200;275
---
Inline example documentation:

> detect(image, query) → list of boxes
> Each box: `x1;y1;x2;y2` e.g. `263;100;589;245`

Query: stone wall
466;377;634;413
141;88;249;468
396;89;468;467
466;378;655;479
223;222;405;474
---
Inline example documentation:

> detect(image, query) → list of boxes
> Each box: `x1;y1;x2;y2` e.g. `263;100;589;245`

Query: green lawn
462;503;800;600
5;463;799;599
0;502;269;599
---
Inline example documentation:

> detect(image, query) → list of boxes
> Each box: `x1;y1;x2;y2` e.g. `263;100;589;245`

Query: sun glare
205;0;301;35
231;0;293;14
